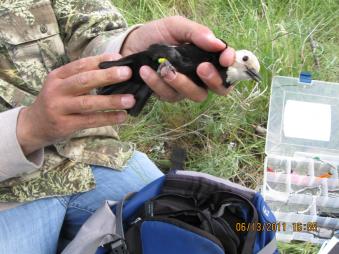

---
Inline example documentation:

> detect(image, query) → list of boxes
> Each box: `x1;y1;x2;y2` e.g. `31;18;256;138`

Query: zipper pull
130;217;142;226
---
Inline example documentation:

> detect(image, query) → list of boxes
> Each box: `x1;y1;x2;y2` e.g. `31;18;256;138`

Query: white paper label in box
283;100;331;141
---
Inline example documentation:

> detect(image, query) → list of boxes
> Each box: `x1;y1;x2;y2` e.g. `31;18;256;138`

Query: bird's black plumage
98;43;229;116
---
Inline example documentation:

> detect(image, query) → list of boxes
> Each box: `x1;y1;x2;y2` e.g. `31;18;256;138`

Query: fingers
165;16;226;52
140;66;183;102
60;66;132;95
63;94;135;114
197;62;229;96
53;53;122;79
161;69;208;103
73;111;128;130
164;16;235;66
219;47;236;67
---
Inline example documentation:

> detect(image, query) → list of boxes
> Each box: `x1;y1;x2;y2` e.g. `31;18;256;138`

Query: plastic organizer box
261;76;339;244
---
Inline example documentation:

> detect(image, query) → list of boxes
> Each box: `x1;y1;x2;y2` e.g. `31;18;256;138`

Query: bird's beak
245;68;262;82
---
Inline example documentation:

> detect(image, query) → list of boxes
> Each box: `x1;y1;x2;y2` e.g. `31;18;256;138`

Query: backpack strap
108;198;128;254
257;237;277;254
107;193;135;254
61;200;120;254
62;194;134;254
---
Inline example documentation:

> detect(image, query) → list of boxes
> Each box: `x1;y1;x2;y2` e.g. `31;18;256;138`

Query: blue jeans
0;151;163;254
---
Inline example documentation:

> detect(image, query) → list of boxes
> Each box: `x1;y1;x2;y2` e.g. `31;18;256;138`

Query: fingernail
121;95;135;107
206;34;225;48
116;112;127;123
215;38;226;47
199;63;213;79
119;67;131;78
140;66;150;80
164;70;176;82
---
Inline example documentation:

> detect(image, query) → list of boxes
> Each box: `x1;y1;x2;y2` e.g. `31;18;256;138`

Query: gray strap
62;200;119;254
257;237;277;254
62;193;135;254
115;193;133;240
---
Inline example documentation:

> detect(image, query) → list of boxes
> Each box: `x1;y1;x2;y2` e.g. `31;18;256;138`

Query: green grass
112;0;338;252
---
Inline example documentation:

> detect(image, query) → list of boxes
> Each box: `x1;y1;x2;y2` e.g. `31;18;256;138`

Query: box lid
265;76;339;157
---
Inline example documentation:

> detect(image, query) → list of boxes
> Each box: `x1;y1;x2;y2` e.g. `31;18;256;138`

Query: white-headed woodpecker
98;43;261;116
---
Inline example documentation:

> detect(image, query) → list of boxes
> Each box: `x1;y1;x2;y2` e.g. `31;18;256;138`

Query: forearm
0;107;44;182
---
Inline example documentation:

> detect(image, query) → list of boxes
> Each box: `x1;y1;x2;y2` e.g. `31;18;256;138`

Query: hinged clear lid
265;76;339;157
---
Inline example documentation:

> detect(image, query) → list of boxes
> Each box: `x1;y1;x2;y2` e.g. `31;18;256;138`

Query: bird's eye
242;56;249;62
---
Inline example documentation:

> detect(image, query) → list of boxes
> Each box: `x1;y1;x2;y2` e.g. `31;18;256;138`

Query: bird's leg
157;58;177;78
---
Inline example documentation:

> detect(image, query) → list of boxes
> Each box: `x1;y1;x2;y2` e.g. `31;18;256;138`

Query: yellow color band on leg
158;58;168;64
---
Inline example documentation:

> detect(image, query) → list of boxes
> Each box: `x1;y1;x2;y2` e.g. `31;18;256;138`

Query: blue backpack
63;151;278;254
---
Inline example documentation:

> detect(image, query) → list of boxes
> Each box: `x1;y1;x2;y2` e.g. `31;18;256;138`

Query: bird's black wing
98;51;155;116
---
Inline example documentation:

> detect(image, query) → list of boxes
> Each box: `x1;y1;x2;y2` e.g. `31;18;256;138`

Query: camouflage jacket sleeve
0;107;44;182
53;0;140;60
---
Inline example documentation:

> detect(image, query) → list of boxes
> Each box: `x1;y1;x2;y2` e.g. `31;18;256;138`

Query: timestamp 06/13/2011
235;222;318;232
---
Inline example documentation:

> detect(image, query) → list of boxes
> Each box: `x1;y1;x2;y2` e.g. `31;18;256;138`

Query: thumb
166;16;226;52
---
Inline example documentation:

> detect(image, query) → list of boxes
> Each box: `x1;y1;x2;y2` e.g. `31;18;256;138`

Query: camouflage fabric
0;0;136;202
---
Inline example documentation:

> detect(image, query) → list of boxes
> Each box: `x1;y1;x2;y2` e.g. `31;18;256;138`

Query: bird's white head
226;50;261;84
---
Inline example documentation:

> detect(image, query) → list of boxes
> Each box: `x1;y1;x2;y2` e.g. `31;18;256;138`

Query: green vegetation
278;241;322;254
113;0;338;252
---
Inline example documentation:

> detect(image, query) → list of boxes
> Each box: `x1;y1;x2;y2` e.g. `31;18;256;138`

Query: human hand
121;16;236;102
17;54;135;155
